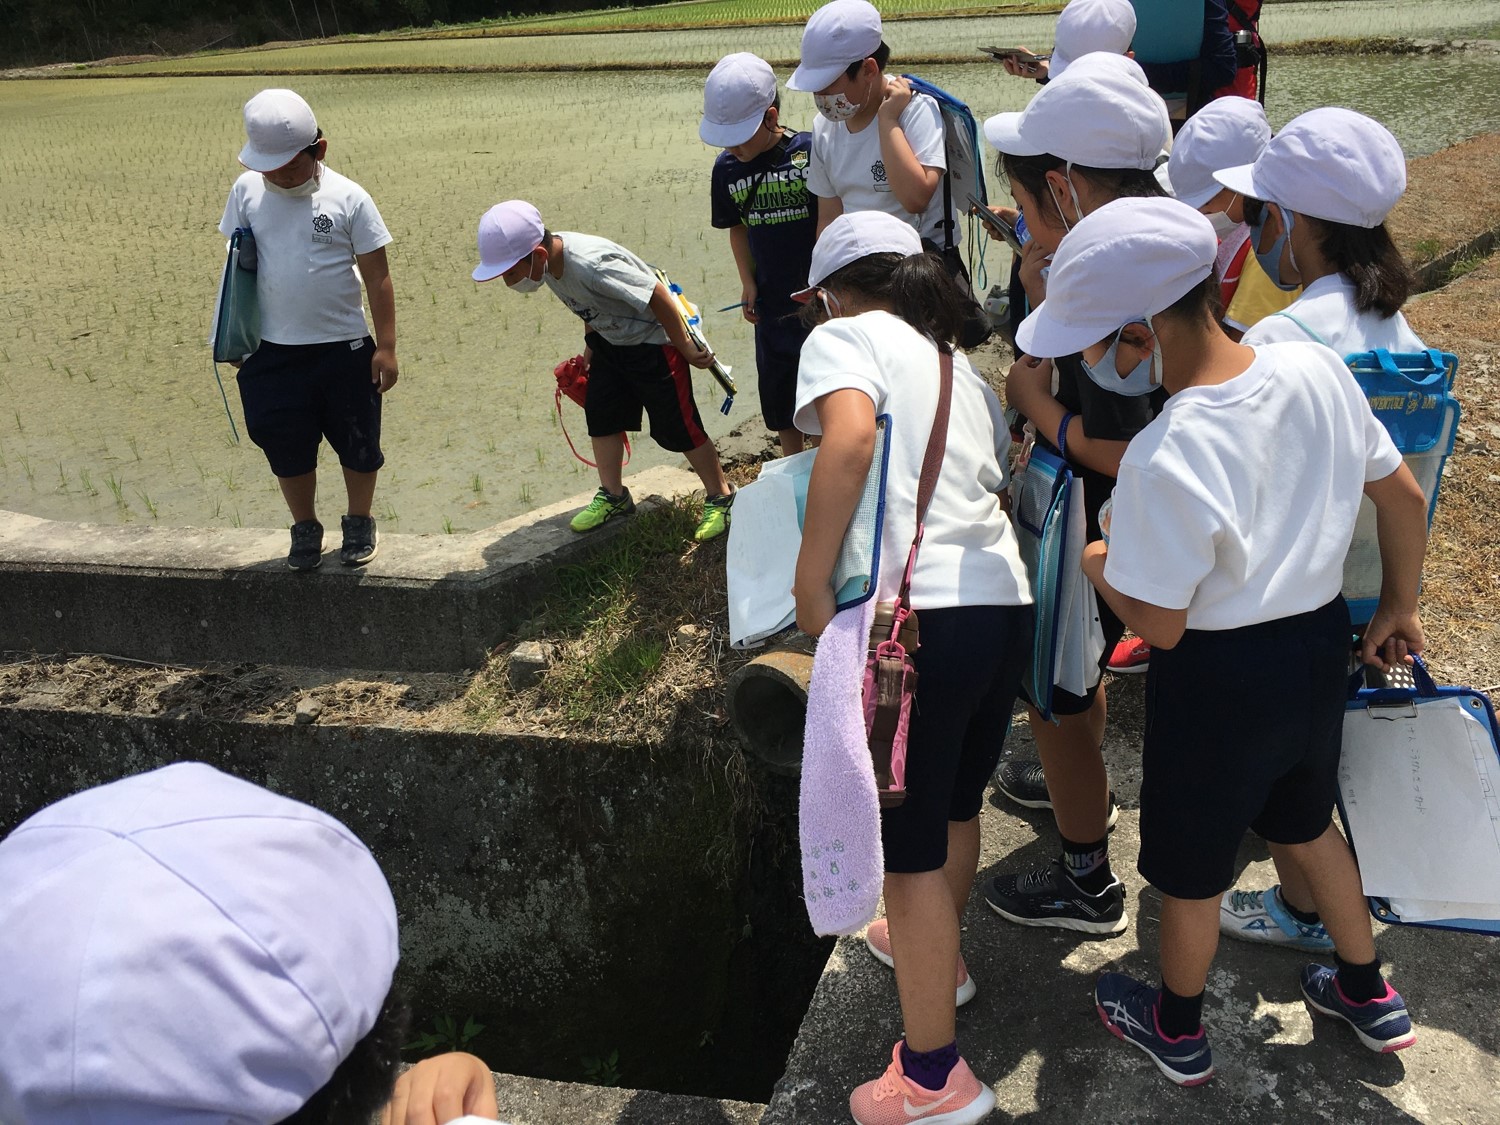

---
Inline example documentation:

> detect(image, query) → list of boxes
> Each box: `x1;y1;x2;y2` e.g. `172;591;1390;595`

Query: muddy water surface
4;44;1500;533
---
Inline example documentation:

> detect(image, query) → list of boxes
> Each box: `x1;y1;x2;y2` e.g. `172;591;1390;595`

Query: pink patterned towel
800;598;881;936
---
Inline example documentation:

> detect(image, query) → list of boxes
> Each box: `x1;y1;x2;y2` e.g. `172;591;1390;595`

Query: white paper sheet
726;473;801;649
1339;696;1500;909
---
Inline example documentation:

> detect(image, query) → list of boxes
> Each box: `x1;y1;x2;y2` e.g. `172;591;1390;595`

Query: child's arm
1006;355;1130;477
728;225;759;325
647;281;714;368
356;247;399;393
875;77;942;217
1360;463;1429;671
794;388;877;636
815;194;844;238
1081;541;1189;649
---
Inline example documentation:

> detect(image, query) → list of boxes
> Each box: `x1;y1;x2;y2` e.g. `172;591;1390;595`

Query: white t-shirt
218;166;391;345
807;96;956;244
1104;341;1402;631
1240;274;1425;354
545;232;667;347
794;310;1032;611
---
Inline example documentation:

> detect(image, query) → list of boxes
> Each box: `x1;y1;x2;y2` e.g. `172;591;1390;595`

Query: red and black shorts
584;332;708;454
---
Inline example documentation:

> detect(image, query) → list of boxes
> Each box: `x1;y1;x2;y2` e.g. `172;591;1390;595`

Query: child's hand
1001;48;1049;80
680;340;715;369
379;1051;499;1125
741;283;760;325
1017;238;1050;307
1361;606;1425;672
877;75;913;125
371;346;399;394
1004;354;1054;416
794;582;837;637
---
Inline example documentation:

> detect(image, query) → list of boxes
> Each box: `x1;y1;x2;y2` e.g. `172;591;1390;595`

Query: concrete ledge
486;1073;764;1124
0;465;703;672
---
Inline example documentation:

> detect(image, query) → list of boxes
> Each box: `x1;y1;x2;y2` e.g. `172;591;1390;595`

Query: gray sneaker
288;519;324;571
340;515;378;567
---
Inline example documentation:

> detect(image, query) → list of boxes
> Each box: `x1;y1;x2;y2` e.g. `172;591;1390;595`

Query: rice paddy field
4;3;1500;535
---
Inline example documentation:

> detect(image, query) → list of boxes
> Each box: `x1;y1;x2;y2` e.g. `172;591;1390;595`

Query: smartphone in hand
979;45;1048;65
967;193;1023;253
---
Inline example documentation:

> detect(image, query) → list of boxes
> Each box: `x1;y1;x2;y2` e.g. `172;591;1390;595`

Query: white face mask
1047;164;1086;232
1204;210;1240;238
818;289;844;320
510;250;546;293
262;165;319;197
814;92;862;122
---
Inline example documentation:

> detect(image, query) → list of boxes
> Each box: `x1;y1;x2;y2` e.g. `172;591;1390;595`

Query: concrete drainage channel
0;469;835;1122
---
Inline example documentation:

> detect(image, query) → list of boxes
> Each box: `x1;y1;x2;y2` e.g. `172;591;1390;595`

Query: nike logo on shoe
905;1090;958;1117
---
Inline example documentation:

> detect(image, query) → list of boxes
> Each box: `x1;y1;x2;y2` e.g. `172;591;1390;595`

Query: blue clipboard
212;228;260;364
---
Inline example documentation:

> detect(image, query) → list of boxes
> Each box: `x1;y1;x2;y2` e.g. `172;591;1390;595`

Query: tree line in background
0;0;617;67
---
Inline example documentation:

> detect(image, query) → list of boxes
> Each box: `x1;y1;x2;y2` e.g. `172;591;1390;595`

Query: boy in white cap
1015;195;1427;1085
220;88;398;571
792;211;1032;1125
978;55;1170;938
994;0;1137;82
0;762;501;1124
472;201;735;541
702;52;817;458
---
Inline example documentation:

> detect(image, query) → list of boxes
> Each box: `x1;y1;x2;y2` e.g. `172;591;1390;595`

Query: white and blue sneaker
1095;973;1214;1086
1300;964;1417;1052
1219;884;1334;952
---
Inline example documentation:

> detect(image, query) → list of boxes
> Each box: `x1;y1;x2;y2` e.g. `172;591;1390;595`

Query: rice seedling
80;469;98;496
105;473;125;505
442;516;455;534
135;488;160;519
471;474;483;495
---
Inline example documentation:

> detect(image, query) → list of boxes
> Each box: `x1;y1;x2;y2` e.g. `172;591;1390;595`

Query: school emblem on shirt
871;160;890;192
790;149;809;170
311;213;334;244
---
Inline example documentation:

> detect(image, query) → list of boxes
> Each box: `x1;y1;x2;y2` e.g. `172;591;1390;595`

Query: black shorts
882;603;1034;874
236;337;383;478
584;333;708;454
1137;597;1351;900
754;312;809;433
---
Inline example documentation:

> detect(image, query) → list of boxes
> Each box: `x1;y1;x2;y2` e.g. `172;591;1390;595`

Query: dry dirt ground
4;135;1500;726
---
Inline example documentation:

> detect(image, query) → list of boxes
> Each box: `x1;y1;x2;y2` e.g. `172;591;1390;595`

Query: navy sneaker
1095;972;1214;1086
983;859;1127;935
1300;964;1416;1052
994;757;1119;829
288;519;324;571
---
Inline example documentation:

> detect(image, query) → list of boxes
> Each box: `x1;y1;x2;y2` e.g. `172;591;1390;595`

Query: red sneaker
849;1041;996;1125
1107;636;1151;674
864;918;975;1006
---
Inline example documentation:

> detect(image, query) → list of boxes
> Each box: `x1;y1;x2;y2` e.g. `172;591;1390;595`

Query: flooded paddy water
4;5;1500;535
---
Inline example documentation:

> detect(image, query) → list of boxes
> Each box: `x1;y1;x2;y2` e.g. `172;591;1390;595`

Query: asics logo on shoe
904;1091;958;1117
1103;1000;1151;1038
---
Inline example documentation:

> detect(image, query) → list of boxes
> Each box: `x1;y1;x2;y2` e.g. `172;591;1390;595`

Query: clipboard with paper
1336;659;1500;935
726;415;891;649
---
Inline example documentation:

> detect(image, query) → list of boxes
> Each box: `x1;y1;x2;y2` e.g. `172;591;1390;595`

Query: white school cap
0;762;400;1125
702;53;778;146
984;55;1170;170
473;199;547;281
794;210;924;299
1016;196;1218;358
1050;0;1138;80
1213;106;1407;228
787;0;883;92
239;88;319;172
1168;95;1272;209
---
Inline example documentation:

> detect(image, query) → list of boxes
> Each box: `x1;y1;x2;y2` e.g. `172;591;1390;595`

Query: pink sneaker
1107;636;1151;674
864;918;976;1007
849;1041;996;1125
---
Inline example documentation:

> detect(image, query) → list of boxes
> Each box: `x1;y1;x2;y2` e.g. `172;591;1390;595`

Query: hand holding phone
979;45;1050;78
967;194;1023;253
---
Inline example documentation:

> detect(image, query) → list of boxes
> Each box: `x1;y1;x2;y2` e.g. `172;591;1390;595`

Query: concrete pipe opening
725;641;815;776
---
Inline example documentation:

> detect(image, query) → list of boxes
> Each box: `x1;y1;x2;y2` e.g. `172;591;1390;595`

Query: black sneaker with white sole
995;758;1120;830
984;859;1128;934
288;519;324;571
340;514;378;567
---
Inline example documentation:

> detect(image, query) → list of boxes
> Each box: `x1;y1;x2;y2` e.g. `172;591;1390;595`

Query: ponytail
799;250;965;348
1306;216;1412;319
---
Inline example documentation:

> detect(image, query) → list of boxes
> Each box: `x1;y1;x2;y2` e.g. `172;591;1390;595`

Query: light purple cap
0;762;400;1125
474;199;546;282
702;53;779;147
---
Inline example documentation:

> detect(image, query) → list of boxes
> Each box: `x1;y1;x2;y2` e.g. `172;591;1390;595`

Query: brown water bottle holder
867;606;920;808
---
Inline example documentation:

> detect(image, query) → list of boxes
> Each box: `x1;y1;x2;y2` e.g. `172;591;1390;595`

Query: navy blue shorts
1137;597;1351;900
236;337;383;478
584;333;708;454
882;603;1034;874
754;311;809;432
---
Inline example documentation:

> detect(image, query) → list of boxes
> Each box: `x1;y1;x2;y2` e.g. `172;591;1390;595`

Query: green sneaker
570;486;635;533
694;490;734;542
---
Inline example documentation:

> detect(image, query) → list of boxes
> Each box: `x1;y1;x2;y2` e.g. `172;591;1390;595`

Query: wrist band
1056;411;1076;461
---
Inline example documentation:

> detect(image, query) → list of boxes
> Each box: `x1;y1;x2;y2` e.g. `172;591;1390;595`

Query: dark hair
799;250;965;348
843;40;891;79
1305;215;1412;319
999;152;1165;224
1157;272;1225;326
301;127;324;160
277;988;410;1125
